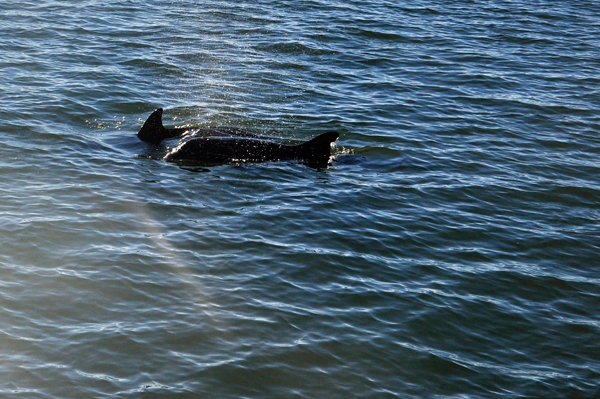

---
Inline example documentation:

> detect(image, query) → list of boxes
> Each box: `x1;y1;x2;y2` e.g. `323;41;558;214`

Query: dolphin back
164;131;339;166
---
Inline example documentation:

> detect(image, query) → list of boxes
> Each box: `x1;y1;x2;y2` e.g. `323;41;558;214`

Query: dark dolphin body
137;108;339;167
164;131;340;165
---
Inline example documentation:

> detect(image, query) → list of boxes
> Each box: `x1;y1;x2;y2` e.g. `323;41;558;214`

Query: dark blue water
1;1;599;397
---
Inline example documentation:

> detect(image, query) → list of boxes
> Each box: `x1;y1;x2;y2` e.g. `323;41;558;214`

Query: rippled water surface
1;1;600;397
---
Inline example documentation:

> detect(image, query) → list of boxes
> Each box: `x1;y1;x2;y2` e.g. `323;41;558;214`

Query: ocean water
1;0;599;397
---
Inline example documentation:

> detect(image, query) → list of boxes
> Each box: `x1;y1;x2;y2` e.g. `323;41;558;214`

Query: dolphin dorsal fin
303;131;339;147
138;108;168;143
298;131;339;161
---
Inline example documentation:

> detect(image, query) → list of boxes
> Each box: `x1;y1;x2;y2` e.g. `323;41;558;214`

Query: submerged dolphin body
137;108;339;166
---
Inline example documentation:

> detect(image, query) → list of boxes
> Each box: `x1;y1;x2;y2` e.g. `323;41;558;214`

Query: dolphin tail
297;131;339;163
138;108;168;144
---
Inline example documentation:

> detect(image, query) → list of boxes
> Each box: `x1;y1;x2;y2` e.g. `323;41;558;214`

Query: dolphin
137;108;339;166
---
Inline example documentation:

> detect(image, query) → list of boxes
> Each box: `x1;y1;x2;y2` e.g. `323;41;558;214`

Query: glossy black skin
137;108;339;166
164;132;339;165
